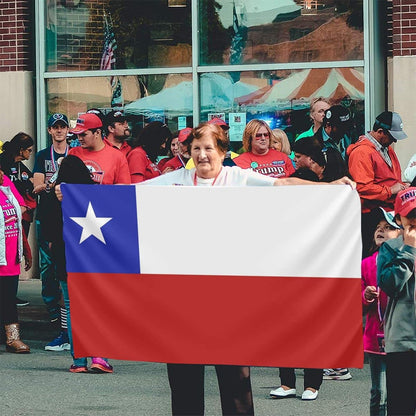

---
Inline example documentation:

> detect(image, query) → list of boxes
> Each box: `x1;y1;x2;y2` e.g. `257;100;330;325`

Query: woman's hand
33;183;47;194
24;254;32;271
331;176;356;189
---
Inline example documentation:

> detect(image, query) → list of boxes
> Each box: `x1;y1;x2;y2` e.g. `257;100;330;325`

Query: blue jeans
36;220;61;319
368;353;387;416
60;281;87;367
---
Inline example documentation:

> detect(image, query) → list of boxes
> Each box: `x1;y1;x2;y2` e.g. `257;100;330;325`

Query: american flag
100;13;117;73
230;3;244;82
101;13;123;107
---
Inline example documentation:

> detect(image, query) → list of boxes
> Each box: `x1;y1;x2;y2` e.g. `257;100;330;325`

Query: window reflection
46;68;364;151
46;74;192;134
200;0;364;65
197;69;364;149
45;0;192;72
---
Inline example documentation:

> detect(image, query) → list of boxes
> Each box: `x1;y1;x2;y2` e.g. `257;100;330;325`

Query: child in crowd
378;187;416;416
362;208;401;416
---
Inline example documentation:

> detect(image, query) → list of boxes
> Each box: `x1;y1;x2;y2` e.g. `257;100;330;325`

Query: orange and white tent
235;68;364;111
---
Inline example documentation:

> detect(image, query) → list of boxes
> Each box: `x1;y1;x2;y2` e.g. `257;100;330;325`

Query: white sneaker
301;389;318;400
270;387;296;398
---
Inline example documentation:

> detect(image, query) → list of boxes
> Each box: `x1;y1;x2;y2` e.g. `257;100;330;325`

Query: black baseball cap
324;105;352;127
104;110;127;127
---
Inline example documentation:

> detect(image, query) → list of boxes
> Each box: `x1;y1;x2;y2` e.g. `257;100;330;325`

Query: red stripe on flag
68;273;363;368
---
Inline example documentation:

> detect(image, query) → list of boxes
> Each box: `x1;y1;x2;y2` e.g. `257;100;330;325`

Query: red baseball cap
394;187;416;217
208;117;230;130
70;113;103;134
178;127;192;143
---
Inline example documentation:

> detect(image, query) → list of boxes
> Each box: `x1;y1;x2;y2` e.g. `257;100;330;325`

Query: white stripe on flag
135;185;361;278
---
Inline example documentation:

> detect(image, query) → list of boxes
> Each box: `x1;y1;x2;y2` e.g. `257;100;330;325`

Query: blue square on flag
61;184;140;274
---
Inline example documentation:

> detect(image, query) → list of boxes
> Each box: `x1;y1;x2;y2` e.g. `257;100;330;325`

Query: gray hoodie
377;235;416;353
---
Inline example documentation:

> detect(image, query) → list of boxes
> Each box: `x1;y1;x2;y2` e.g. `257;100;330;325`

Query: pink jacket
361;251;388;354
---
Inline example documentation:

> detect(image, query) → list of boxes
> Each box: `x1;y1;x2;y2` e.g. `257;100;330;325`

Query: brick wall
392;0;416;56
52;0;108;71
0;0;32;72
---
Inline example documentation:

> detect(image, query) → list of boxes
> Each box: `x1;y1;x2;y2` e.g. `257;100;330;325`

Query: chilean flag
62;184;363;368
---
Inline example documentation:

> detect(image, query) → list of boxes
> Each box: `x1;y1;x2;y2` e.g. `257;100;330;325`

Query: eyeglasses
255;132;270;139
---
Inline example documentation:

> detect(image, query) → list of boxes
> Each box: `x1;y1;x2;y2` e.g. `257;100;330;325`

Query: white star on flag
70;202;112;244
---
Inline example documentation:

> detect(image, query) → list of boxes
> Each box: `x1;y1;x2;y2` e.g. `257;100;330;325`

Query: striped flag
100;13;123;108
62;184;363;368
230;3;245;82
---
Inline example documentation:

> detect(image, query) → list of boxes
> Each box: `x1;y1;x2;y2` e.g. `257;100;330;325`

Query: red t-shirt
103;137;132;158
234;149;295;178
162;155;187;173
69;143;131;184
127;147;161;183
157;157;172;172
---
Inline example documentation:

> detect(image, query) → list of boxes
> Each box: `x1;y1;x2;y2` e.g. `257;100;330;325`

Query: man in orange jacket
347;111;408;256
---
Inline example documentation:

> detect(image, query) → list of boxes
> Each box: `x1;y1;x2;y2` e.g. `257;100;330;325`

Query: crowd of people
0;100;415;416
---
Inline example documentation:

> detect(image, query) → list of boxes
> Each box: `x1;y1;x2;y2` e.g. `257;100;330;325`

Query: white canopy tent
125;74;256;118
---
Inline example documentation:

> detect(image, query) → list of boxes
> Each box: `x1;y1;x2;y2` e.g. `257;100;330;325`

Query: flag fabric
230;3;245;82
62;184;363;368
100;13;123;107
111;78;123;108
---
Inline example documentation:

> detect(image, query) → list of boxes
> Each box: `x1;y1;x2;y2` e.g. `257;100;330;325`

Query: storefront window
198;68;364;149
199;0;364;66
46;73;192;134
45;0;192;72
39;1;368;150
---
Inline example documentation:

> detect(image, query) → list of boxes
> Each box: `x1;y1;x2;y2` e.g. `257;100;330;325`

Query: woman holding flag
143;121;355;415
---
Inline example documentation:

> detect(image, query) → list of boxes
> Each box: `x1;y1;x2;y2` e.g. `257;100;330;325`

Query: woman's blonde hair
242;119;273;152
271;129;291;155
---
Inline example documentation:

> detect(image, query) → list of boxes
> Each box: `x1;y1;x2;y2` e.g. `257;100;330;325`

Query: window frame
35;0;380;150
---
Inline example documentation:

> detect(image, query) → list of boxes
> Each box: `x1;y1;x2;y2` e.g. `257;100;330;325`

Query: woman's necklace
51;144;68;172
193;168;222;186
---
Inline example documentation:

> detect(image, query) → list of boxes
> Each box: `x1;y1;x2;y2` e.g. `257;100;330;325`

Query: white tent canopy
125;74;256;118
217;0;301;28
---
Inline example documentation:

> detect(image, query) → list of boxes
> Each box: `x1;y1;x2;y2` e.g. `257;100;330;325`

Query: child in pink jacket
361;208;401;416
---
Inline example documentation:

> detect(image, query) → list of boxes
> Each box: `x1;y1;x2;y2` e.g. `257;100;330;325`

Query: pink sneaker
90;357;113;373
69;364;88;373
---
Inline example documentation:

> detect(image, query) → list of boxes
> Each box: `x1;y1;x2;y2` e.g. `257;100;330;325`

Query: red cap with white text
394;187;416;217
70;113;103;134
178;127;193;143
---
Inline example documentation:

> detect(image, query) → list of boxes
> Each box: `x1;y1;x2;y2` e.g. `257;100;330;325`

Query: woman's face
171;137;179;156
270;136;282;152
20;146;34;161
251;126;270;155
191;134;225;179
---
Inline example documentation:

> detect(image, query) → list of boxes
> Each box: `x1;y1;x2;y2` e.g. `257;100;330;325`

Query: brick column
392;0;416;56
0;0;32;72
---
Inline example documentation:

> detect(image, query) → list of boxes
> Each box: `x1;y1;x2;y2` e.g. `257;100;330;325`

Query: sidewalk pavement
18;279;58;342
